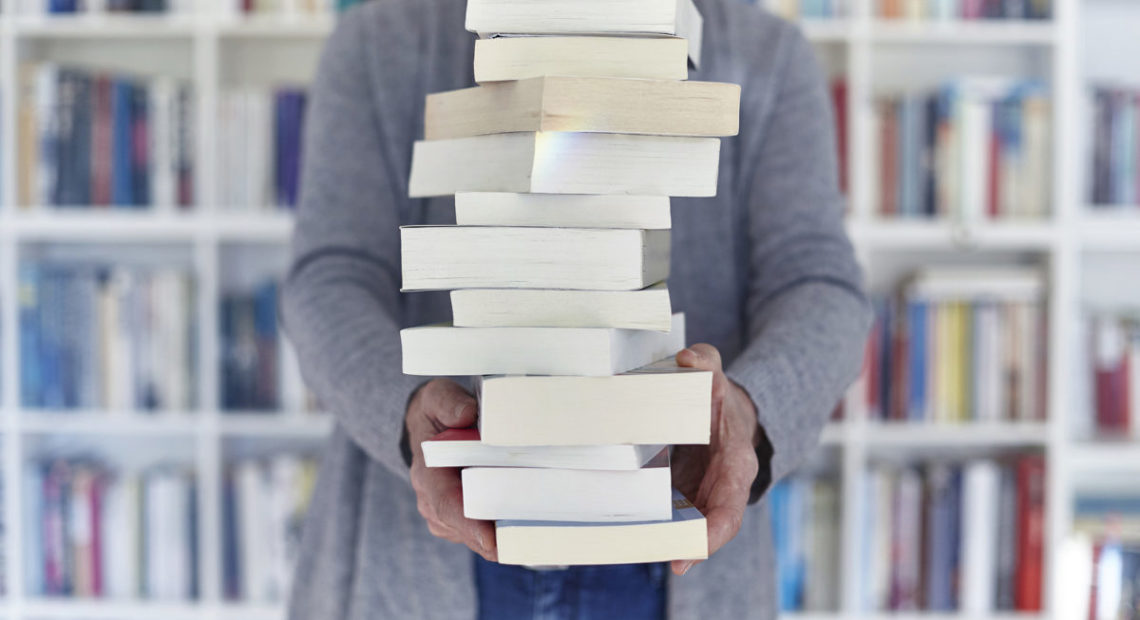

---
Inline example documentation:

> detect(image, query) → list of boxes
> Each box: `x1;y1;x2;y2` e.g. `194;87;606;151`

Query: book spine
1014;456;1045;611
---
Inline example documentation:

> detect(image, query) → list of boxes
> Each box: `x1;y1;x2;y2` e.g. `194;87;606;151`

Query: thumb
676;343;723;373
433;382;478;428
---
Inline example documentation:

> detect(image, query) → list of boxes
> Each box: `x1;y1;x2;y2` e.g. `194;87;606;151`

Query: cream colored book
424;76;739;140
451;283;673;331
408;132;720;197
477;359;711;446
496;489;708;566
462;450;672;522
400;314;685;377
473;36;689;83
401;226;669;291
454;193;671;230
466;0;704;66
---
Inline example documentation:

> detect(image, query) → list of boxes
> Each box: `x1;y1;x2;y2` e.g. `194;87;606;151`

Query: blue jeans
474;555;667;620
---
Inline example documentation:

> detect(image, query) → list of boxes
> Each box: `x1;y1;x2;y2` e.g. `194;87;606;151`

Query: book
424;76;738;140
421;428;666;470
1014;455;1045;611
472;36;689;83
476;358;711;446
465;0;704;66
407;132;720;197
495;489;708;566
451;282;673;331
461;450;672;521
961;460;1000;614
400;313;685;377
454;192;672;230
400;226;669;291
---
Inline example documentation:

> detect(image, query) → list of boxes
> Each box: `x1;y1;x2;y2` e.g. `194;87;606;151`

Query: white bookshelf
0;0;1136;618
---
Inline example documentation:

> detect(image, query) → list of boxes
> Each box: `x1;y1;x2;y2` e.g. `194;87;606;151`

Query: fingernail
475;532;486;552
453;401;471;422
680;561;694;575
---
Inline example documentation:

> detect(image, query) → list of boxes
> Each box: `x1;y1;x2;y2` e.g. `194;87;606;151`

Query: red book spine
90;474;104;597
833;79;849;196
92;77;112;206
1015;456;1045;611
882;102;899;217
988;115;1001;218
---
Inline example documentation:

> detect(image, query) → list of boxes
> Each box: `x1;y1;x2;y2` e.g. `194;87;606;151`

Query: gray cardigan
282;0;871;618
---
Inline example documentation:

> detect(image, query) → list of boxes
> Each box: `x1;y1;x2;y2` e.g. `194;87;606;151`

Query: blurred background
0;0;1137;619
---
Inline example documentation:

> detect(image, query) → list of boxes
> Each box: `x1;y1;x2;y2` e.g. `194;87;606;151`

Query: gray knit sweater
282;0;871;617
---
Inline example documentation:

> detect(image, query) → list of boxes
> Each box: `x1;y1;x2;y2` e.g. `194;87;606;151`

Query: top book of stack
466;0;705;67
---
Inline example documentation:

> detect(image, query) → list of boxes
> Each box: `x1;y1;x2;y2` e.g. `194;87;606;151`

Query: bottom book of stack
422;428;707;566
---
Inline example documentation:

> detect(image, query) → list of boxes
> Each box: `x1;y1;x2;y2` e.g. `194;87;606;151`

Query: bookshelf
0;0;1135;618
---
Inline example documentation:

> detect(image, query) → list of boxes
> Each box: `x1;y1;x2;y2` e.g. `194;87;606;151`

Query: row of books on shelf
862;455;1045;613
1089;314;1140;438
221;281;314;412
771;475;841;613
1073;495;1140;618
1090;86;1140;208
231;0;335;14
849;267;1046;423
18;264;197;412
217;88;308;211
222;453;316;603
17;64;196;210
874;78;1051;221
24;459;198;600
876;0;1051;20
9;0;184;13
760;0;848;20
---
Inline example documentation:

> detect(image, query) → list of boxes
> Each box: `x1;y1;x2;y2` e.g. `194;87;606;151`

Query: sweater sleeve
723;26;872;487
280;15;423;485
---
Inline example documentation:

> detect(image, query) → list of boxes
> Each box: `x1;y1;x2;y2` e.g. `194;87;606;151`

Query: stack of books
1089;86;1140;208
13;0;184;13
402;0;741;566
24;459;198;600
1088;313;1140;438
17;64;196;210
222;453;318;603
762;0;848;20
850;267;1046;423
862;455;1045;613
874;79;1050;221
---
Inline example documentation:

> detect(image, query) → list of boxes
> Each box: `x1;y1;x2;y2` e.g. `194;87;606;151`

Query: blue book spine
274;92;288;207
19;266;43;408
22;466;45;596
907;300;926;421
878;299;893;421
39;271;65;409
112;80;134;207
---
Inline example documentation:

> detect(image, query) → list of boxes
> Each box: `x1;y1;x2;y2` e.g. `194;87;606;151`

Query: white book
268;455;300;602
422;428;665;470
960;98;990;225
401;226;669;291
462;450;671;522
237;461;269;602
451;283;673;331
454;192;671;230
103;472;140;600
466;0;704;66
477;358;710;446
401;313;685;377
149;79;175;211
496;489;707;566
473;36;689;83
806;480;840;611
961;460;1000;615
408;132;720;197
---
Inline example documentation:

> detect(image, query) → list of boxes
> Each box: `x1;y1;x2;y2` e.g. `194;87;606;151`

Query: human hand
407;378;497;561
670;344;761;576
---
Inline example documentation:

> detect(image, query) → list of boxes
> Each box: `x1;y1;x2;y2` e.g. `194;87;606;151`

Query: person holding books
281;0;871;618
